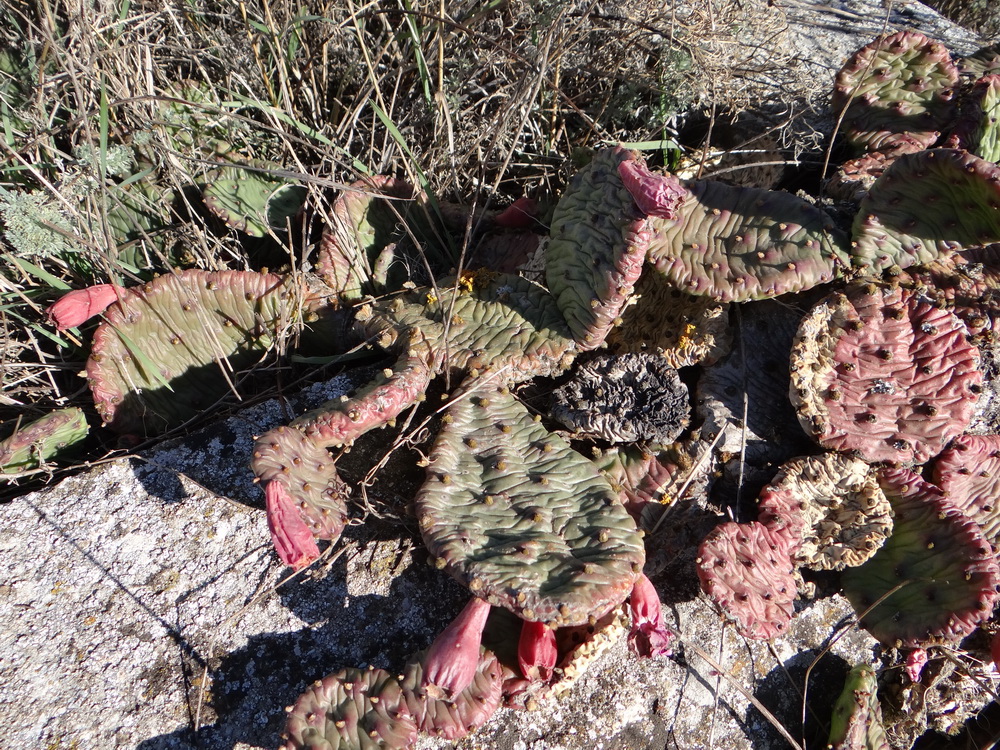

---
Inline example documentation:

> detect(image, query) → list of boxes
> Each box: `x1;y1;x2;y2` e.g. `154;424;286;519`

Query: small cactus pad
280;666;417;750
398;649;503;740
545;147;649;349
202;169;306;237
87;270;291;435
851;149;1000;273
827;664;890;750
415;384;645;627
789;284;982;464
831;31;958;155
550;352;690;444
757;453;893;570
642;171;850;302
893;253;1000;339
695;521;798;640
932;434;1000;547
841;468;1000;647
944;75;1000;163
958;43;1000;80
0;407;88;475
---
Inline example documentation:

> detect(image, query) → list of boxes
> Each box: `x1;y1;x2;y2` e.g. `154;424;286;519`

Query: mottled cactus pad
790;284;981;464
841;468;1000;647
415;384;644;627
944;75;1000;163
828;665;890;750
0;407;88;474
932;434;1000;547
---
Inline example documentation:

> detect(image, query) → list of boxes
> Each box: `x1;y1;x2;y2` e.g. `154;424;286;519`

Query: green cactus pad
644;175;850;302
841;467;1000;648
851;149;1000;273
415;384;645;628
932;434;1000;548
0;407;88;475
831;31;958;155
944;75;1000;163
958;43;1000;79
545;147;648;349
789;284;981;464
87;270;291;435
202;169;307;237
280;666;417;750
827;664;890;750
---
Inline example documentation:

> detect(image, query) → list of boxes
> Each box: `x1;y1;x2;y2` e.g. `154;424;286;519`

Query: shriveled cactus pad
828;664;890;750
944;74;1000;163
550;352;690;444
841;468;1000;647
695;521;798;640
851;149;1000;272
789;284;981;464
757;453;893;570
416;384;644;627
932;434;1000;547
87;270;291;435
280;666;417;750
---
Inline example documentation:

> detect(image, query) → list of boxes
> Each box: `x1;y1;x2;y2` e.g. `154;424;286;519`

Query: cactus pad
851;149;1000;272
958;43;1000;80
695;521;798;640
789;284;981;464
545;147;649;349
0;407;89;475
827;664;890;750
550;353;690;444
202;169;306;237
757;453;893;570
841;468;1000;647
944;75;1000;163
415;384;645;627
280;666;417;750
831;31;958;155
932;434;1000;547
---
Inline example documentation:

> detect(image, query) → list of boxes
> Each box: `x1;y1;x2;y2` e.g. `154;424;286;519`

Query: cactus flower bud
517;620;558;683
264;481;320;570
905;648;928;683
628;573;673;658
421;597;491;700
47;284;124;330
617;159;687;220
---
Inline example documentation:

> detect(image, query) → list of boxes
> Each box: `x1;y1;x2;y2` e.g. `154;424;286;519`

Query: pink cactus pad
517;620;558;683
264;481;321;570
47;284;124;330
422;597;492;700
617;158;688;219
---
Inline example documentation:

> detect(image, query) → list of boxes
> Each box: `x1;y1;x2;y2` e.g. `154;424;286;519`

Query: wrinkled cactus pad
789;284;981;464
0;407;89;475
932;434;1000;547
202;168;306;237
757;453;893;570
87;270;292;435
828;664;890;750
415;384;644;627
893;253;1000;339
545;147;648;349
831;30;958;155
841;468;1000;647
550;352;690;444
851;149;1000;273
695;521;798;640
944;75;1000;163
280;666;417;750
958;43;1000;80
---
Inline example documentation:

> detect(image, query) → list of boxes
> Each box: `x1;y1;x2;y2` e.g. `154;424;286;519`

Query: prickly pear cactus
851;149;1000;273
841;468;1000;648
202;168;307;237
0;407;88;475
827;664;890;750
415;383;645;628
831;30;958;155
545;147;648;349
932;434;1000;547
944;74;1000;162
958;43;1000;79
789;283;982;464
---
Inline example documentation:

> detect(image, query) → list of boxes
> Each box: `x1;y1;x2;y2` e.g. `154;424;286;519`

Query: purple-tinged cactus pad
789;284;981;465
831;31;958;155
545;147;649;349
550;353;690;444
398;648;503;740
695;521;797;640
642;173;850;302
415;384;644;628
824;151;894;203
943;75;1000;163
280;666;417;750
87;270;290;436
932;434;1000;548
757;453;892;570
828;664;890;750
0;407;88;474
851;149;1000;273
958;43;1000;80
893;253;1000;339
841;468;1000;648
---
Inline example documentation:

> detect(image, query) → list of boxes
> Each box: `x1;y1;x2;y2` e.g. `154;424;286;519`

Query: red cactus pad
790;284;981;464
518;620;558;683
695;521;798;640
421;597;492;701
932;434;1000;547
47;284;124;330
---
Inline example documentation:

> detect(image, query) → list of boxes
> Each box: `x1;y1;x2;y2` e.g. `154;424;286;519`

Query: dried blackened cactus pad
790;284;981;464
397;648;503;740
827;665;890;750
87;270;290;435
851;149;1000;273
841;468;1000;648
550;353;690;444
416;384;644;628
831;31;958;155
280;666;417;750
757;453;893;570
695;521;797;640
932;434;1000;547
